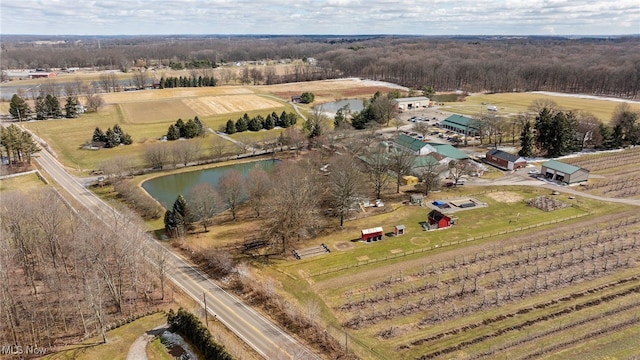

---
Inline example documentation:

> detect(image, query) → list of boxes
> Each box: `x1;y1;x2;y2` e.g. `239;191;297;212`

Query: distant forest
2;35;639;98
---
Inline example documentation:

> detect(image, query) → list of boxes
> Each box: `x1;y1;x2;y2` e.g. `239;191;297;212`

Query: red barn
361;227;383;242
427;210;452;229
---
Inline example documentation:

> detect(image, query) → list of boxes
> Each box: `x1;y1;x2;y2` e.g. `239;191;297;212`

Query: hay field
442;92;640;122
101;86;253;104
183;94;283;116
121;99;197;123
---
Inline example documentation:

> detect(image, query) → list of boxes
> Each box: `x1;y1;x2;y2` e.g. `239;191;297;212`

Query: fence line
310;212;591;277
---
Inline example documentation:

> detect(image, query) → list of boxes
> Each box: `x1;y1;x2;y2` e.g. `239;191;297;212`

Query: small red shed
361;227;383;242
427;210;452;229
394;225;406;236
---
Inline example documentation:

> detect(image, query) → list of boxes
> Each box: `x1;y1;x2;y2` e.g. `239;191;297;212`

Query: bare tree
575;111;602;149
84;87;105;112
132;70;148;89
210;134;231;161
170;139;202;167
143;142;170;170
388;148;416;193
372;95;398;126
187;183;221;232
218;169;245;221
246;164;272;217
412;121;430;138
263;161;322;253
422;157;441;196
364;146;391;199
328;156;363;226
99;155;135;182
448;159;473;186
392;117;407;134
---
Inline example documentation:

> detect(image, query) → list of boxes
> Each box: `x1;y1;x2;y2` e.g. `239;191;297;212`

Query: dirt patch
357;256;370;262
486;191;524;203
334;242;354;251
390;249;403;254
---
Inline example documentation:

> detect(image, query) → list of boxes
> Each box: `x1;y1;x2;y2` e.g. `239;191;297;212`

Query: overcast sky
1;0;639;36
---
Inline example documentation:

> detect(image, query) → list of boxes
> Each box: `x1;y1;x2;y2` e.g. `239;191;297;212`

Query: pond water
142;159;276;209
314;99;364;113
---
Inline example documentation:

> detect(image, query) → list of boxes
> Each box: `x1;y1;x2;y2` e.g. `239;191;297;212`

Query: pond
142;159;276;209
314;99;364;114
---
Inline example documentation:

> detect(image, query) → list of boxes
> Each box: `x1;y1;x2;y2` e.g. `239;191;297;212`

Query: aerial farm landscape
1;4;640;360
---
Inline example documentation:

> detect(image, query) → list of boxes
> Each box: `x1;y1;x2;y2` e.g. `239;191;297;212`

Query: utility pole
203;291;208;328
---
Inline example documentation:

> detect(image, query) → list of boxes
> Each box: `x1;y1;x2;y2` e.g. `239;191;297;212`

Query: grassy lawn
146;337;173;360
0;171;48;192
44;312;166;360
440;92;640;123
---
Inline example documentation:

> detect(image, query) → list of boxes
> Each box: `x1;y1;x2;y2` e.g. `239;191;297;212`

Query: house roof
441;114;479;131
428;209;450;221
395;134;429;152
362;227;383;235
426;143;469;160
394;96;430;103
486;149;525;163
542;160;586;174
412;154;441;168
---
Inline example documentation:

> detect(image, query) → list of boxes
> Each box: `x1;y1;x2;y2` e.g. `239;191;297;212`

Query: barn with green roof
541;160;590;184
439;114;479;136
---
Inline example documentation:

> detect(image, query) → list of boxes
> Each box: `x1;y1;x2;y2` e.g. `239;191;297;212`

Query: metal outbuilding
541;160;590;184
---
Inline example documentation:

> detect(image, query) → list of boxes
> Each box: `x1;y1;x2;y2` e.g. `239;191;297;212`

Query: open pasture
442;92;640;122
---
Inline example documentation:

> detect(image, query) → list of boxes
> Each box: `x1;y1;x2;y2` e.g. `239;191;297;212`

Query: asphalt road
33;147;320;360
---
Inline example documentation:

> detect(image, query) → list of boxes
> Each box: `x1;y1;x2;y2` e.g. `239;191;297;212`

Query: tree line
158;75;216;89
166;117;206;140
9;94;82;120
0;124;40;166
3;35;637;98
92;124;133;148
224;111;298;134
518;102;640;157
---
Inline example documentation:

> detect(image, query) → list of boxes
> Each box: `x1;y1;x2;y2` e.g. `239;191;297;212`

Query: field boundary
309;212;591;277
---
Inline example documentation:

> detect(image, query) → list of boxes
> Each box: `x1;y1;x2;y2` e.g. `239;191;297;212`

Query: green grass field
441;92;640;123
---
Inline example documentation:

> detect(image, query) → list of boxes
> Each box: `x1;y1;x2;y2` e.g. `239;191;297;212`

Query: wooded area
2;35;638;98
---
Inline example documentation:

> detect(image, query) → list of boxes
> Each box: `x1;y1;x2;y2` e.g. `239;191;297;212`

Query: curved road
34;147;320;360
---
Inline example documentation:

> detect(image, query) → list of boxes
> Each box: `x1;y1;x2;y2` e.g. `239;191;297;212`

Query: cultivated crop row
581;174;640;198
564;147;640;172
335;217;640;359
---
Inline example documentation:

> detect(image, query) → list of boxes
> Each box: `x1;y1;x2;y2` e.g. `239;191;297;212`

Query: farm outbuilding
427;210;453;229
29;72;56;79
541;160;590;184
361;227;384;242
402;175;419;185
439;115;479;136
394;225;406;236
394;97;430;111
485;149;527;170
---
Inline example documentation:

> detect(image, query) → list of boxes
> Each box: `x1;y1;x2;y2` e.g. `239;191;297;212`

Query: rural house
427;209;453;229
394;97;430;111
541;160;590;184
485;149;526;170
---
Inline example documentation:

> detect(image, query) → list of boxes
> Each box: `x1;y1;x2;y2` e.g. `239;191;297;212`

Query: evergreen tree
193;116;206;136
93;127;106;143
279;111;288;128
183;119;199;138
172;195;192;231
612;123;624;148
518;120;535;157
263;114;275;130
164;210;178;237
300;92;315;104
112;124;125;139
34;96;47;120
120;133;133;145
167;124;180;140
225;119;237;134
104;128;120;148
45;94;63;118
176;118;186;137
159;77;165;89
598;123;613;149
334;108;347;129
235;117;248;132
64;96;79;118
247;117;261;131
9;94;31;121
